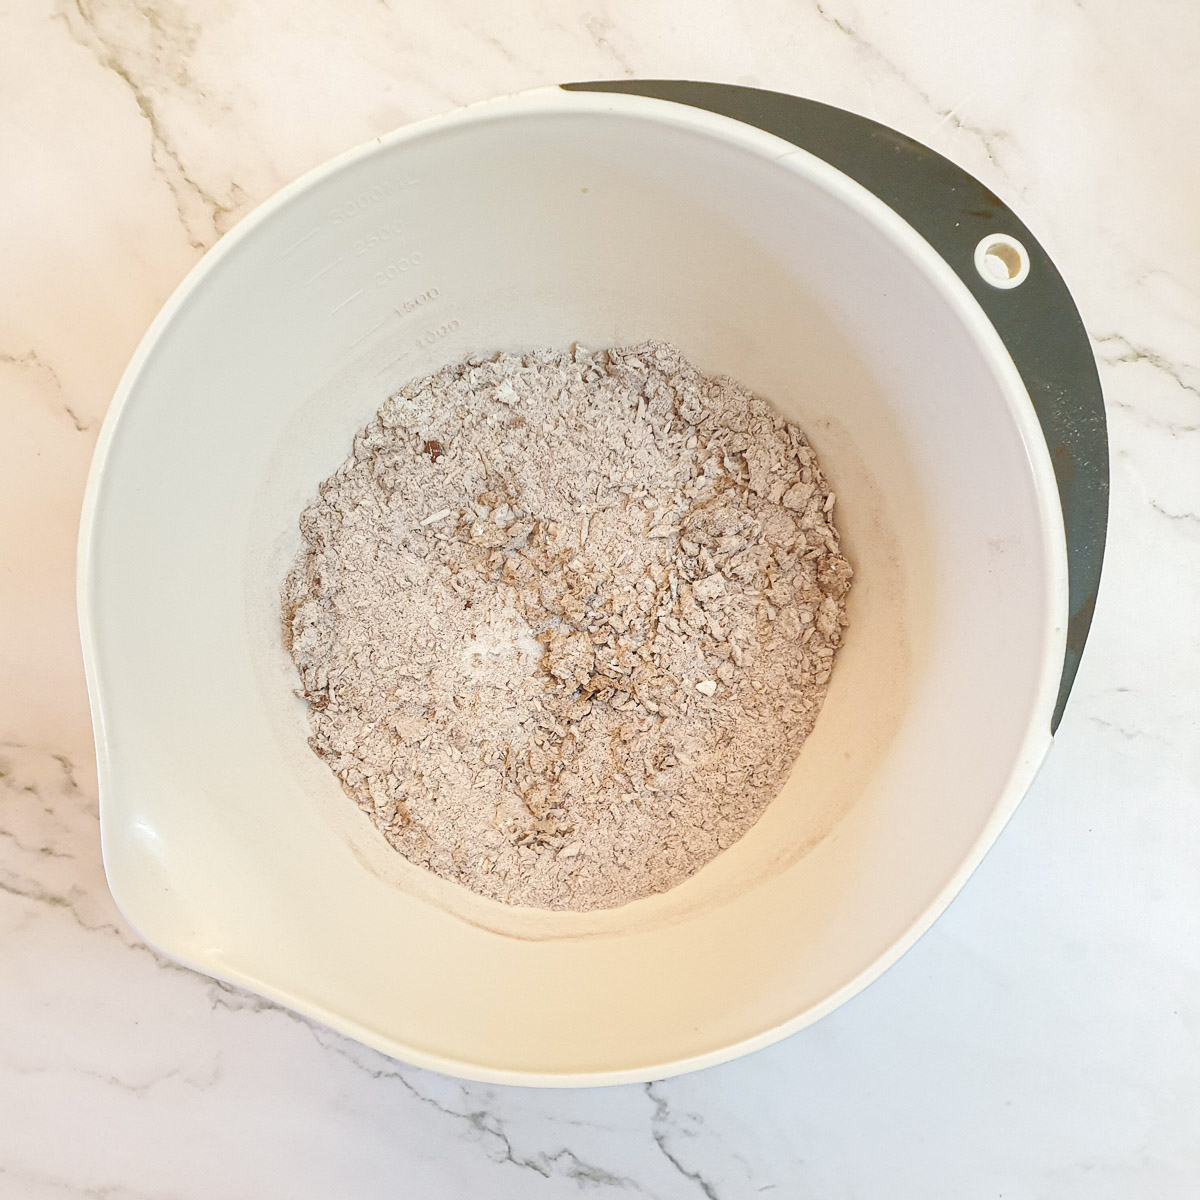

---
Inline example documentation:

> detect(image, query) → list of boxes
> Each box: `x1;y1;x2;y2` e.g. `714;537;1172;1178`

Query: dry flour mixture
283;342;851;910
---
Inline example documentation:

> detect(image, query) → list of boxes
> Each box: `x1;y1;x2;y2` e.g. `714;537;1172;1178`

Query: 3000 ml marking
330;174;419;224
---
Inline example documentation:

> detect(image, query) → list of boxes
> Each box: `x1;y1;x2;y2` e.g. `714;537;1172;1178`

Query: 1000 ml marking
352;220;405;255
373;252;424;285
416;319;459;348
329;174;419;224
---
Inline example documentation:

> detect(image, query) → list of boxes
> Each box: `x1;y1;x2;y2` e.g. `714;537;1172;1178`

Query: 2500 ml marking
352;220;405;256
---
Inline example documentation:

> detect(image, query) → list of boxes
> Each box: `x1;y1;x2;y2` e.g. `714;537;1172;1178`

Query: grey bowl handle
563;79;1108;732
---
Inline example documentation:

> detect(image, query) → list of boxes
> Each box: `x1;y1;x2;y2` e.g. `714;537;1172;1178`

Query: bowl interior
83;93;1062;1081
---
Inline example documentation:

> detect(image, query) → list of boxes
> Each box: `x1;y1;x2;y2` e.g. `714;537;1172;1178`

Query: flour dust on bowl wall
77;83;1106;1085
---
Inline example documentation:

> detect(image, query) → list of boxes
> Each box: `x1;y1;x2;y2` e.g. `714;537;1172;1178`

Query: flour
283;343;852;910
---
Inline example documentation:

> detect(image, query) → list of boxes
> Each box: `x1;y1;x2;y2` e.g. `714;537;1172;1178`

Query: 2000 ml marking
374;252;424;285
352;219;405;256
330;174;419;224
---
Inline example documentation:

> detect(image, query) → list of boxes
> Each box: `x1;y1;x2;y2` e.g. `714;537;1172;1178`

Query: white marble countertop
3;1;1199;1195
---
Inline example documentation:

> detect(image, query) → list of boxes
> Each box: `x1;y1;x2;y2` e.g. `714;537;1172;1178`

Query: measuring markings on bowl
351;219;407;256
329;174;420;224
373;252;424;286
344;289;444;349
348;317;390;349
328;288;365;317
304;255;346;285
395;287;440;318
415;318;459;348
280;226;322;258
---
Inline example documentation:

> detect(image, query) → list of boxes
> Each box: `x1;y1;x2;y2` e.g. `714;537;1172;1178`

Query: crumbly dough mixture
283;343;851;910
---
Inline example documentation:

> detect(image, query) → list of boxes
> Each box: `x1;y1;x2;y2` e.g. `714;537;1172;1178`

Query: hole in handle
974;233;1030;289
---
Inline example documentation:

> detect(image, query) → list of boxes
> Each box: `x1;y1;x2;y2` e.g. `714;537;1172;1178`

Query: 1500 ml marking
396;287;440;318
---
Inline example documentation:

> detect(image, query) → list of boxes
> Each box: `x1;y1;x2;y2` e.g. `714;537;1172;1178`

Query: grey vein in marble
1093;333;1200;405
811;0;1017;183
0;347;87;432
646;1083;724;1200
54;0;245;252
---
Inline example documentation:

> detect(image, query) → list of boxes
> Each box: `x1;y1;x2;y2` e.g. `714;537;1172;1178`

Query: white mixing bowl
78;83;1107;1084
